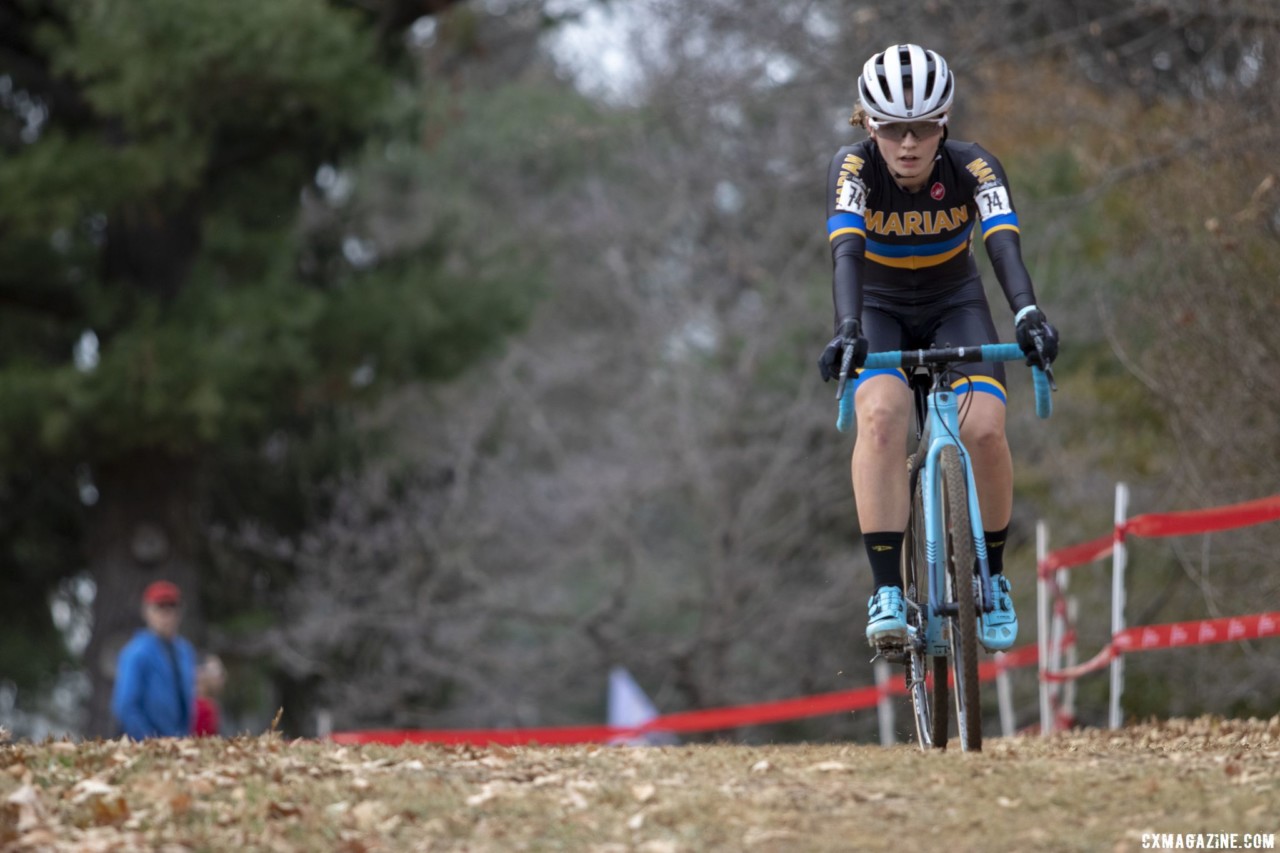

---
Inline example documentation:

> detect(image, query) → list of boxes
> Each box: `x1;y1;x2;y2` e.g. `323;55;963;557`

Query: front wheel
940;446;982;752
903;453;946;750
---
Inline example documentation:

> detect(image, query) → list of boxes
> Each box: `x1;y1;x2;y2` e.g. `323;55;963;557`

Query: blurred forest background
1;0;1277;742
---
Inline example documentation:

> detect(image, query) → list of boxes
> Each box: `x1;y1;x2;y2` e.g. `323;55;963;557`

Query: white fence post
996;653;1014;736
874;658;895;746
1048;561;1071;730
315;709;333;740
1109;482;1129;730
1064;594;1079;726
1036;519;1052;735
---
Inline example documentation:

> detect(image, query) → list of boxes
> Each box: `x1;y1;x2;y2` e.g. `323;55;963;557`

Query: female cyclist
818;44;1059;652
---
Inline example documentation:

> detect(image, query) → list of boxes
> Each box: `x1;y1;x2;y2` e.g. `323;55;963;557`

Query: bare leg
851;376;913;530
957;392;1012;531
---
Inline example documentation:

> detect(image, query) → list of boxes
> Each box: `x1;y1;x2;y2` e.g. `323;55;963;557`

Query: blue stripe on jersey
854;368;909;393
980;211;1019;235
827;212;865;238
864;221;973;259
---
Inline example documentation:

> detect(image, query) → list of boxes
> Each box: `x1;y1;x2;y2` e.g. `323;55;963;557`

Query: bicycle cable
936;367;974;444
955;371;976;429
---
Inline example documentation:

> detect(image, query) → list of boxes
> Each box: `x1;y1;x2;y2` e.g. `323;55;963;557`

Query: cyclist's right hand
818;317;869;382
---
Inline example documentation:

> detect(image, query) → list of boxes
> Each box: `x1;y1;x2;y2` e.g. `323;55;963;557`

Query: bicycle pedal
871;648;908;665
869;636;908;661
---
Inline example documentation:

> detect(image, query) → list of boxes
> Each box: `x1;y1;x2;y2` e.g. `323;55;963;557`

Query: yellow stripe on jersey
865;238;971;269
829;226;866;242
981;223;1021;239
951;375;1008;401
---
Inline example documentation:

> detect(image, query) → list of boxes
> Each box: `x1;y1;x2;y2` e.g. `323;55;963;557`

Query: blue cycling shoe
980;574;1018;651
866;586;908;644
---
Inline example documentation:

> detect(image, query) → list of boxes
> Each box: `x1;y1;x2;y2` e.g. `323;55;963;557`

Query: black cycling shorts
855;278;1007;403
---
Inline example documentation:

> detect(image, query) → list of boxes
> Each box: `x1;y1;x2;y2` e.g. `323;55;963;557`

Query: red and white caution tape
329;610;1280;744
1041;611;1280;684
1038;533;1114;577
1038;493;1280;578
332;644;1042;746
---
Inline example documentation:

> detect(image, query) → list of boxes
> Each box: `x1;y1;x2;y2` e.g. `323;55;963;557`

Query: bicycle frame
836;342;1053;750
915;377;993;657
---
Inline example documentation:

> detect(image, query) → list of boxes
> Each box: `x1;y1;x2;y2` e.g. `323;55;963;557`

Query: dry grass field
2;716;1277;852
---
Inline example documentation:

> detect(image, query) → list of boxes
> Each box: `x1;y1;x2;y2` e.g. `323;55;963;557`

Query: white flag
607;666;676;746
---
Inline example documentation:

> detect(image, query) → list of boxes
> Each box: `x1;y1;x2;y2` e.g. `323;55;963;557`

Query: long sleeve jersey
825;137;1037;330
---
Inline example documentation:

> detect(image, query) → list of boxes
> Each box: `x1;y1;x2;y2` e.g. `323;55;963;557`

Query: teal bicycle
836;343;1053;751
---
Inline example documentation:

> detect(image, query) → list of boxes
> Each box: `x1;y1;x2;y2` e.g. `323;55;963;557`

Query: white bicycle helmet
858;44;954;121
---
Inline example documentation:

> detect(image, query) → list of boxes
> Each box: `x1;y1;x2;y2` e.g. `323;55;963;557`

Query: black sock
863;531;904;590
985;525;1009;577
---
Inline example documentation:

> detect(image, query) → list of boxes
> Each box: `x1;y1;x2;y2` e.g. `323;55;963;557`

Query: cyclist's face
871;120;944;189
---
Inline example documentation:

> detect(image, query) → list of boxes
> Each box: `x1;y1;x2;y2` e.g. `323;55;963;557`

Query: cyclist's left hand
1015;306;1059;368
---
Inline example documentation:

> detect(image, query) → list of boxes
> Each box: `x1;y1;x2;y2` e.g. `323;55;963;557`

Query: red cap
142;580;181;606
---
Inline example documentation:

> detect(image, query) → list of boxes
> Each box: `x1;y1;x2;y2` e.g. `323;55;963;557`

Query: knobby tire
940;446;982;752
904;454;947;750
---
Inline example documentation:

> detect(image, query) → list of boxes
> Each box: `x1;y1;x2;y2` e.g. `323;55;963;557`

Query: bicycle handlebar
836;343;1053;432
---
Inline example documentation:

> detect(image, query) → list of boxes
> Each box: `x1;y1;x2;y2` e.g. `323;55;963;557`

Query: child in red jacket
194;654;226;737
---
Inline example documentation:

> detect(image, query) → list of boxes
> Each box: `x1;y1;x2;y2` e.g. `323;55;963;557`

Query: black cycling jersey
824;137;1041;400
825;138;1036;328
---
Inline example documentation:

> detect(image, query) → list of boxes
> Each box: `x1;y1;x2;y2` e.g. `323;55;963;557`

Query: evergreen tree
0;0;538;734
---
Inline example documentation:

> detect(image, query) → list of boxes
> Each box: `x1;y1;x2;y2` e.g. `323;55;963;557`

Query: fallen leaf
562;789;589;810
5;786;45;833
350;800;386;830
169;793;193;816
807;761;852;772
90;793;130;827
338;839;370;853
637;840;678;853
744;827;802;846
466;784;500;807
267;801;303;819
70;778;118;804
17;828;58;847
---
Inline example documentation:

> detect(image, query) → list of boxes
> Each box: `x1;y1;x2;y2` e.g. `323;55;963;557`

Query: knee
962;415;1008;459
855;396;909;454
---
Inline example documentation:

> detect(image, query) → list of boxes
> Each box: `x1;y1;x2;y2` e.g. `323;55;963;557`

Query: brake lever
834;343;856;401
1033;335;1058;391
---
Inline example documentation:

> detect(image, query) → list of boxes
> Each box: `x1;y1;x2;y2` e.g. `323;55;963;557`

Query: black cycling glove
818;317;869;382
1015;306;1060;368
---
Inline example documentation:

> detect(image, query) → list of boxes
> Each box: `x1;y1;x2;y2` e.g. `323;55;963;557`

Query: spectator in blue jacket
111;580;197;739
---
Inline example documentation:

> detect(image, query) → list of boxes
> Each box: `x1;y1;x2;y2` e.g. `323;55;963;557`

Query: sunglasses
150;601;180;611
869;118;946;142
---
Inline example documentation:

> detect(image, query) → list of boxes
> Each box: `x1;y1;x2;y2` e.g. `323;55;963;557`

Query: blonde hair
849;103;869;131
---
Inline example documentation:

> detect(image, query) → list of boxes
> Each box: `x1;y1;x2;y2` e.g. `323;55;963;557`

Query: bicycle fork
920;390;996;658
